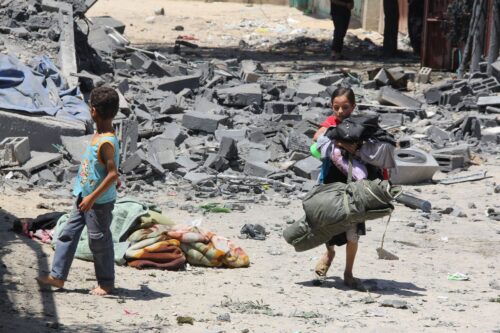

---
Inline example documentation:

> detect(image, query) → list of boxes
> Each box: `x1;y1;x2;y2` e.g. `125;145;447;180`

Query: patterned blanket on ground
126;225;250;269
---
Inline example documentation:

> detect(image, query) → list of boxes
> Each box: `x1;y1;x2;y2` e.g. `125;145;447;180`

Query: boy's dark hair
89;86;119;120
331;87;356;105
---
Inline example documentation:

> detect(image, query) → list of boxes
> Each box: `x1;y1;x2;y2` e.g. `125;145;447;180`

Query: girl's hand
79;195;96;212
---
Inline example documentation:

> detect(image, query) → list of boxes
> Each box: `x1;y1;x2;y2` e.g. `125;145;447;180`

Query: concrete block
194;96;222;113
61;134;93;163
175;156;199;171
304;73;344;86
470;77;500;94
0;110;86;153
378;86;422;109
432;154;465;172
204;153;229;171
161;123;187;146
387;67;407;88
379;113;404;128
158;75;200;93
426;126;450;143
130;51;150;70
491;60;500;82
390;148;440;185
160;92;181;114
363;80;377;89
477;95;500;107
248;130;267;143
114;119;138;160
0;137;31;166
424;88;442;104
156;149;177;170
38;169;57;183
215;129;247;142
296;82;326;99
218;137;238;160
247;149;271;162
264;101;298;114
57;3;78;87
239;60;261;83
417;67;432;84
432;145;471;162
148;136;176;154
184;172;213;184
121;149;146;174
244;160;279;177
292;156;322;180
182;111;227;133
481;126;500;144
217;83;263;107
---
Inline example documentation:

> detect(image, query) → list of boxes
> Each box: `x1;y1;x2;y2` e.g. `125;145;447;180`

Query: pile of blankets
15;198;250;270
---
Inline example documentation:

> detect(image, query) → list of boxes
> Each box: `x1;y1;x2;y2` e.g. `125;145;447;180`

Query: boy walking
37;87;120;296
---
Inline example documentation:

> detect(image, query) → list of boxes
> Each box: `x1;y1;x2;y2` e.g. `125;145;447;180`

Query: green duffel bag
283;179;401;252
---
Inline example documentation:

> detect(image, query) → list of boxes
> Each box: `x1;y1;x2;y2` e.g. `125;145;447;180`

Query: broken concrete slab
292;156;322;180
182;111;227;133
184;171;213;184
247;149;271;162
204;153;229;171
214;129;247;142
296;81;326;99
158;75;200;93
3;151;63;176
218;137;238;160
159;123;187;146
89;16;126;34
0;110;87;153
61;134;93;163
243;160;279;177
239;60;261;83
378;86;422;109
115;119;138;160
56;2;78;87
175;156;199;171
216;83;263;107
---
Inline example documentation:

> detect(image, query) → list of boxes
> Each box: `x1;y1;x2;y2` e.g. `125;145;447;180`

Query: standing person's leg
331;5;351;57
344;226;361;289
86;201;115;295
383;0;399;56
37;198;86;288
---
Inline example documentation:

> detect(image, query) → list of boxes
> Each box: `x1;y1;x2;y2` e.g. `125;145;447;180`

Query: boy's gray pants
51;196;115;287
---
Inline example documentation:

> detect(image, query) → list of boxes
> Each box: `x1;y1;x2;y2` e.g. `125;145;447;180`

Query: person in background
383;0;400;57
330;0;354;60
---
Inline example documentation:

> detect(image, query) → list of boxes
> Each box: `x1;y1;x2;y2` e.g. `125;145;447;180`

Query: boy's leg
344;227;361;289
38;200;85;288
85;201;115;294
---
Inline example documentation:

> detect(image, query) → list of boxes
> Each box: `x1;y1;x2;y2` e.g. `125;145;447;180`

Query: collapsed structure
0;0;499;206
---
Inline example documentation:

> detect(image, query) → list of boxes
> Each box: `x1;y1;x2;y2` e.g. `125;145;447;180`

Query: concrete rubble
0;0;499;203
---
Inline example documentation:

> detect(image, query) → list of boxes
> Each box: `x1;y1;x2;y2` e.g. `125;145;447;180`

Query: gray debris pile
0;2;499;202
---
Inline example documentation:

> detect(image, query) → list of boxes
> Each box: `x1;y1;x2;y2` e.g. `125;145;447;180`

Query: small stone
494;185;500;193
380;299;408;309
154;7;165;15
216;313;231;322
468;202;477;209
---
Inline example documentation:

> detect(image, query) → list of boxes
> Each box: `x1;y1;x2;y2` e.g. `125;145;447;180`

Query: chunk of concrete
175;156;199;171
214;129;247;142
264;101;298;114
184;172;213;184
292;156;322;180
0;137;31;166
417;67;432;84
296;82;326;99
244;160;279;177
204;153;229;171
56;3;78;87
217;83;263;107
114;119;138;160
0;110;86;153
156;149;177;170
158;75;200;93
432;154;465;172
378;86;422;109
247;149;271;162
160;123;187;146
477;96;500;107
390;148;440;185
61;134;93;163
182;111;227;133
218;137;238;160
89;16;126;34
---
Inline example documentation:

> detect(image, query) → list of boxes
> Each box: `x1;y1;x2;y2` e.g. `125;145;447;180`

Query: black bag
326;114;380;143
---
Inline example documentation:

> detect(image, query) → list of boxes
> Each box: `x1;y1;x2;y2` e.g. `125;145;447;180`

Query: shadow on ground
135;36;419;70
0;208;109;332
297;276;426;297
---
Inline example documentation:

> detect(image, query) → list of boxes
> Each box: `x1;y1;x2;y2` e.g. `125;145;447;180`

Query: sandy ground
1;162;500;332
1;1;499;332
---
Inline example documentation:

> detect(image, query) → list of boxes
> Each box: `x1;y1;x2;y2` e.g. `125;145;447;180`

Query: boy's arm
79;142;119;212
